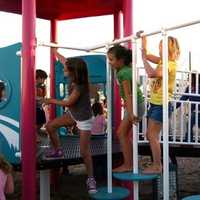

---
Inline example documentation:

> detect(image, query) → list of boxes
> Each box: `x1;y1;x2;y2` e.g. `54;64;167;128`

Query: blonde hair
0;155;12;174
168;36;180;60
160;36;180;61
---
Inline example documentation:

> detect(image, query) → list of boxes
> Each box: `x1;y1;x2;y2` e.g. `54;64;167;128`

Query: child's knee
117;128;128;139
146;131;157;141
117;126;124;136
80;149;89;158
146;131;151;141
46;122;56;133
116;129;121;136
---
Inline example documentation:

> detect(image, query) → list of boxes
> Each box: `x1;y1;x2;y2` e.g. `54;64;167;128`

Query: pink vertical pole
22;0;36;200
123;0;133;47
49;20;57;120
114;11;122;39
113;11;122;135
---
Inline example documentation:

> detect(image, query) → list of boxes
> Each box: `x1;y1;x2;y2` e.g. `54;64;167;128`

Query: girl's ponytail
124;49;132;66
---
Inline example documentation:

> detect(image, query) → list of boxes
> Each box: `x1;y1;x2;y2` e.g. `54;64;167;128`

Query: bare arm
5;174;14;194
122;80;139;124
142;49;162;78
136;31;161;64
142;37;161;64
52;48;66;65
146;54;161;64
44;89;80;107
137;31;162;78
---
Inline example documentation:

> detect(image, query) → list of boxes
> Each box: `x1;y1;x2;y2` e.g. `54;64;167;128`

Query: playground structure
1;0;200;200
1;40;200;200
0;1;130;200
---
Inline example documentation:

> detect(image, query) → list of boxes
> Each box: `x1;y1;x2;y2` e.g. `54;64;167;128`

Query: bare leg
36;125;42;143
113;118;133;172
143;118;162;173
46;114;75;150
79;130;93;177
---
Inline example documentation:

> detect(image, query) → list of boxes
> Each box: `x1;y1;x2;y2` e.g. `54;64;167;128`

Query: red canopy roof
0;0;123;20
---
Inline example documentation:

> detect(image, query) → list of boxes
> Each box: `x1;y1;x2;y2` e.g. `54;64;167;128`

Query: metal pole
140;19;200;38
88;36;132;51
132;37;139;200
38;42;104;53
39;19;200;54
38;42;91;51
189;51;192;71
162;29;169;200
40;18;200;56
130;0;139;198
40;170;50;200
106;45;113;193
165;19;200;33
50;20;57;120
87;19;200;51
22;0;36;199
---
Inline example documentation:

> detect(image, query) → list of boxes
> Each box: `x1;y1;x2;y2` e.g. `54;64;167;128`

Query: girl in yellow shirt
137;31;180;174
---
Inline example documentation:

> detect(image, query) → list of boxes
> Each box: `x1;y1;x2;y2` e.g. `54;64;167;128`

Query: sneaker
45;148;64;159
86;177;97;194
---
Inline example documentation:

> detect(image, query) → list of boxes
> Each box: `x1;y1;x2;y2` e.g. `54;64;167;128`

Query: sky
0;0;200;72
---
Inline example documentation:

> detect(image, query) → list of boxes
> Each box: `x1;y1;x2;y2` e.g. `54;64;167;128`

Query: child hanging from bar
43;48;97;194
137;31;180;173
107;44;145;172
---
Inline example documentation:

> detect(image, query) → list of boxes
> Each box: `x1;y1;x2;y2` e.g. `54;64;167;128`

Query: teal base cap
113;172;159;182
182;195;200;200
90;186;130;200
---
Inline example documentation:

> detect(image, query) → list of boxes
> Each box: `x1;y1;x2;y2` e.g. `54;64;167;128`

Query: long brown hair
36;69;48;79
65;57;89;89
0;154;12;174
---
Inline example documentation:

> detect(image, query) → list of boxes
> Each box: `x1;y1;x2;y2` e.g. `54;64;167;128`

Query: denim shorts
147;103;172;123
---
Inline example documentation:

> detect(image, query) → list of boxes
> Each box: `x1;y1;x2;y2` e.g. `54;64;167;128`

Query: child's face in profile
107;53;122;70
0;81;5;101
64;65;69;77
36;77;46;84
0;89;5;101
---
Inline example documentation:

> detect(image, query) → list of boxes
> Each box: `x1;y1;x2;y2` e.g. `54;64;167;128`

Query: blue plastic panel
0;43;21;164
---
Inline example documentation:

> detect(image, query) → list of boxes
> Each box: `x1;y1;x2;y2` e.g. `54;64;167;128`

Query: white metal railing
137;69;200;145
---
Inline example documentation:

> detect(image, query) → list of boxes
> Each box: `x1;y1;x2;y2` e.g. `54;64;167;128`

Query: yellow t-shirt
150;60;177;105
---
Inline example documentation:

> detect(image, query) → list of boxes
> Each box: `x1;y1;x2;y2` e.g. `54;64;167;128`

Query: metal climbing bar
37;42;104;53
86;19;200;52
